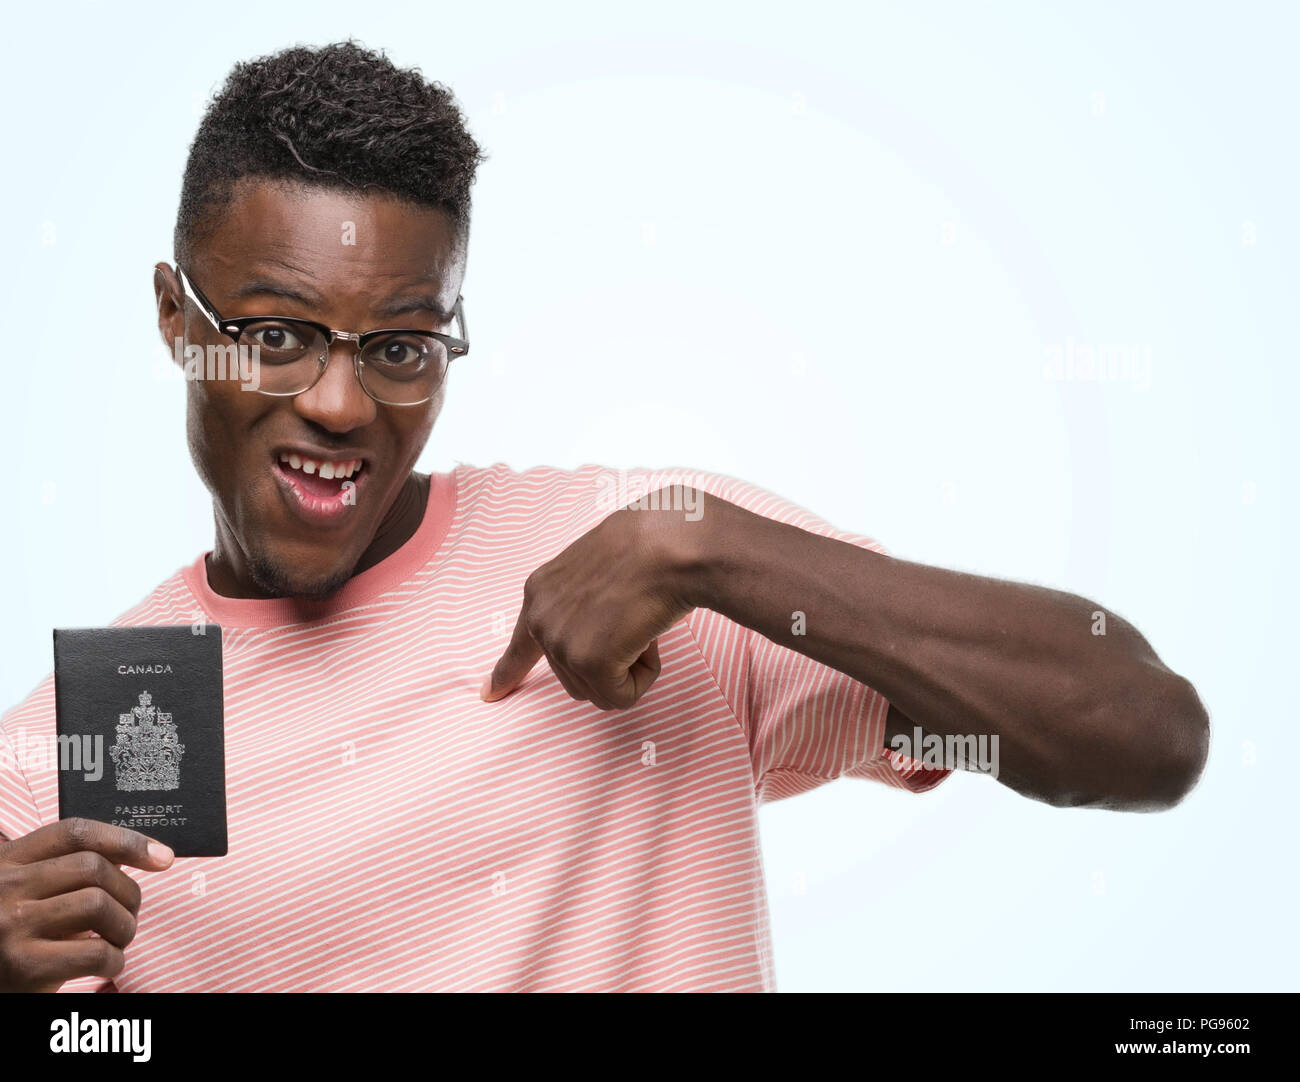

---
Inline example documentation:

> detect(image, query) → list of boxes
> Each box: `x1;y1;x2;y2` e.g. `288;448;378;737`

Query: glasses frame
174;265;469;406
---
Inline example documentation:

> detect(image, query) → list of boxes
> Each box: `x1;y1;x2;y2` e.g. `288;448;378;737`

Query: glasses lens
359;333;450;404
236;320;328;394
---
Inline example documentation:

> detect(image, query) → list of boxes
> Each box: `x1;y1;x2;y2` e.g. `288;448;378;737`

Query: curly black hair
174;40;486;265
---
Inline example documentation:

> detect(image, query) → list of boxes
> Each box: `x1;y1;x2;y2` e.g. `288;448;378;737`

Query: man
0;42;1208;993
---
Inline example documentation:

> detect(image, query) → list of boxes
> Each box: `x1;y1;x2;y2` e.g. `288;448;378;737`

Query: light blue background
2;1;1294;991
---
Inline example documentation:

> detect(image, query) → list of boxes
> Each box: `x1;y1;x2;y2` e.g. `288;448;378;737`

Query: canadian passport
53;625;227;857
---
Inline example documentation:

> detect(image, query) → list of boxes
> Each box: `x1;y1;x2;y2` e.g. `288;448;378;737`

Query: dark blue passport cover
53;625;227;857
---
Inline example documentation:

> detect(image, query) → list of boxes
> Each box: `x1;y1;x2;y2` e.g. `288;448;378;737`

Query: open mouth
272;451;369;522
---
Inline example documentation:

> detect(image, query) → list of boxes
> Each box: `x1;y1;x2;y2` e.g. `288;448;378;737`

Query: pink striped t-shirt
0;463;950;992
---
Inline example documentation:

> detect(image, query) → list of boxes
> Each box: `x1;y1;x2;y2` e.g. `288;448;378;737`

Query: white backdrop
2;0;1294;991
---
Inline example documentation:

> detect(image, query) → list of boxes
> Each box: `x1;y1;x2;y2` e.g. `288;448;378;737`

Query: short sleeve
660;469;954;804
0;684;49;843
1;678;116;992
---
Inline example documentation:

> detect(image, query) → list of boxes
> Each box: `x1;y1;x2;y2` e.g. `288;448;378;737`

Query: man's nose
291;339;377;432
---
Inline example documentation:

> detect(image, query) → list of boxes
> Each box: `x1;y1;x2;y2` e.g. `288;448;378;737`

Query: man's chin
246;552;356;602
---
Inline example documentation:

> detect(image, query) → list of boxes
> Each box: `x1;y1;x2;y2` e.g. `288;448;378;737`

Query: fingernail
147;841;175;865
479;676;493;700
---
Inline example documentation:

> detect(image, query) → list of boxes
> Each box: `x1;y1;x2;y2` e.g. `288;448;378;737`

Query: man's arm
682;490;1209;810
483;485;1209;812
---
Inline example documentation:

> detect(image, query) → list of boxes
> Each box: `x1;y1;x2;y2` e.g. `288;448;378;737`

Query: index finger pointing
0;817;174;871
481;610;544;702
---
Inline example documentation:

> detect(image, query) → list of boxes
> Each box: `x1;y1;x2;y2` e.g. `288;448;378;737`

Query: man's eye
378;340;422;366
248;323;309;353
367;335;435;370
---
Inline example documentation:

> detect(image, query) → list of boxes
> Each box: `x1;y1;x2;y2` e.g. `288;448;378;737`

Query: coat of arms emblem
109;690;185;791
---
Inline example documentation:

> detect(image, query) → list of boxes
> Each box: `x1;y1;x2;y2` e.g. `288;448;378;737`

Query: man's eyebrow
375;295;453;322
228;279;325;308
227;280;451;322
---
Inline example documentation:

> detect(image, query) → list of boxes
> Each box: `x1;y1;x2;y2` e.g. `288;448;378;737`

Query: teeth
278;454;364;480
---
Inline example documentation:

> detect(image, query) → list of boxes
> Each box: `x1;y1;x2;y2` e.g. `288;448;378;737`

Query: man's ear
154;262;186;367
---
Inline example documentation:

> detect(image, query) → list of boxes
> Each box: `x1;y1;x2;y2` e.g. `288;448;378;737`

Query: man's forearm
673;491;1210;811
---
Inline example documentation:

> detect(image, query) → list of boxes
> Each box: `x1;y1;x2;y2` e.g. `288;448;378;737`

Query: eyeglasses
175;265;469;406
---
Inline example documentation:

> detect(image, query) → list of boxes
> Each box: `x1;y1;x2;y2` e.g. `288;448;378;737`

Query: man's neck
354;470;431;575
205;470;431;600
